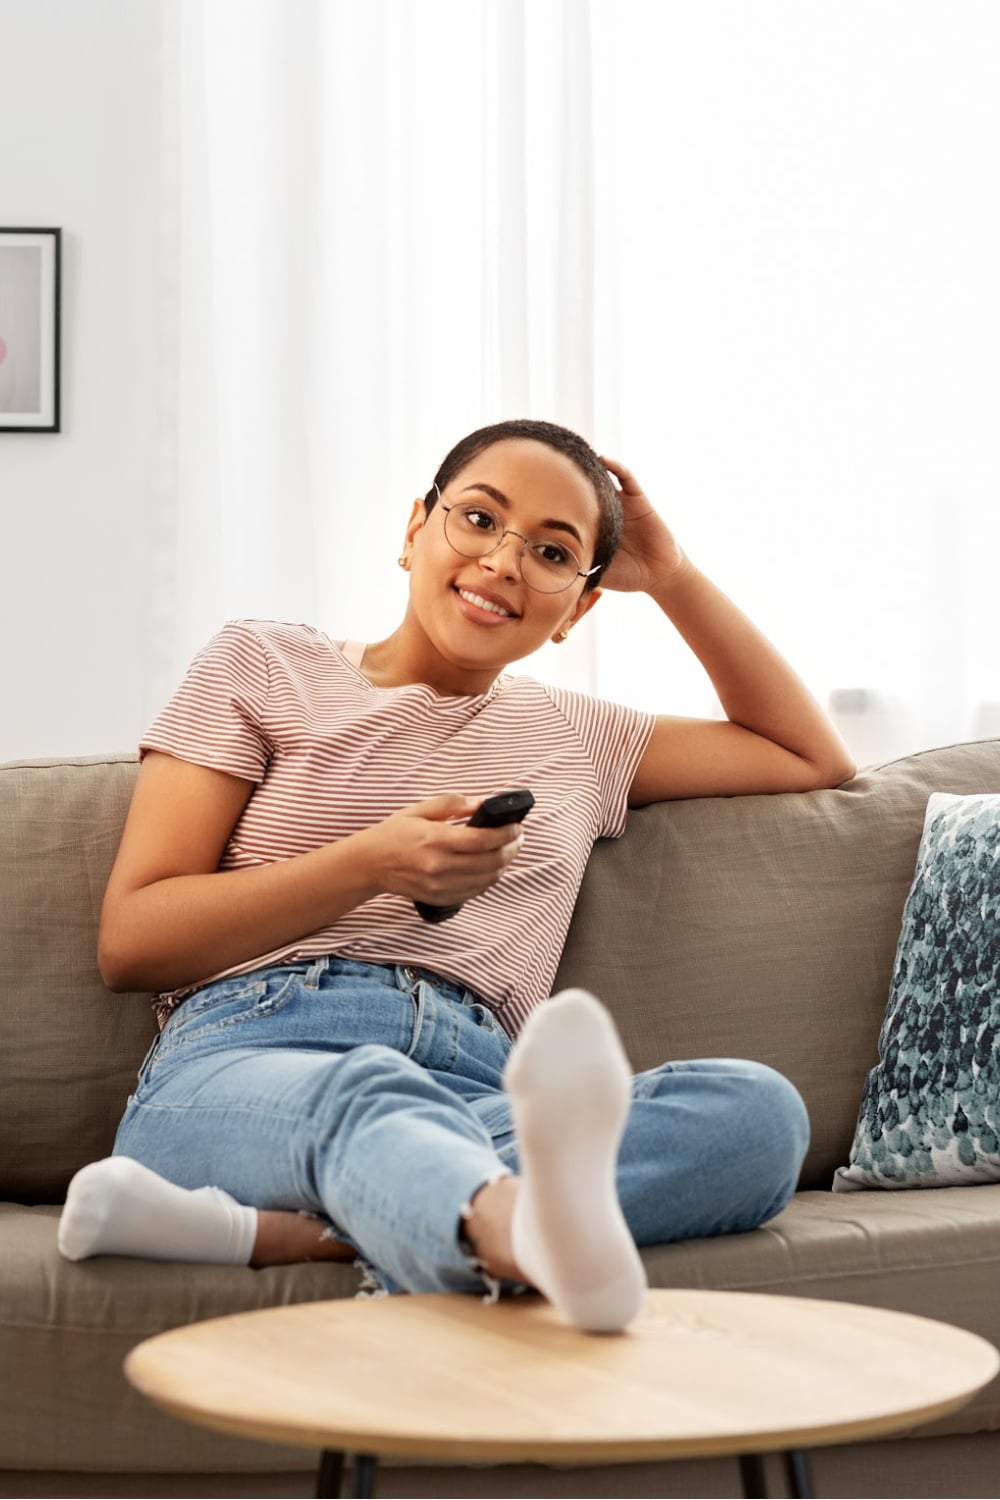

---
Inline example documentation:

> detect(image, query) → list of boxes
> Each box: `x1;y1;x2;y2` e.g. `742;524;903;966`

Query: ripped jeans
113;956;810;1295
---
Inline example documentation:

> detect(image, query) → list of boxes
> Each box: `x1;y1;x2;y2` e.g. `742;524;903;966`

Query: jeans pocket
154;968;299;1061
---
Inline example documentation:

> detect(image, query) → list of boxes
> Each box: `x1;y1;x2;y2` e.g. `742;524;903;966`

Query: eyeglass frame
429;483;602;594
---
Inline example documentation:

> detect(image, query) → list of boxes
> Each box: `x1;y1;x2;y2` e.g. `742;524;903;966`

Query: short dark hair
425;419;621;592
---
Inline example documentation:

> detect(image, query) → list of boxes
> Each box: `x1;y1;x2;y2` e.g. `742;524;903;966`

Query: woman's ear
554;587;602;642
400;498;427;567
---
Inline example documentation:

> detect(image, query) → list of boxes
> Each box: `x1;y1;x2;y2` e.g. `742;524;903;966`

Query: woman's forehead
451;439;600;529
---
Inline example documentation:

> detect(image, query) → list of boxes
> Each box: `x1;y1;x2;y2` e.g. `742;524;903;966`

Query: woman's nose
479;531;524;580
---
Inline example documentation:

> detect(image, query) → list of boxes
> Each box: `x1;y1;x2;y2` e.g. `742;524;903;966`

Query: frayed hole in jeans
466;1255;502;1305
458;1166;513;1303
353;1257;391;1300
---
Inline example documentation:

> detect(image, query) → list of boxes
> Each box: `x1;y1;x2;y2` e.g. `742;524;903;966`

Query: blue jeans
114;957;809;1294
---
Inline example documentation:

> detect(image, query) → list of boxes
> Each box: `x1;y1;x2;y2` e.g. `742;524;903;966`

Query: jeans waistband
286;954;489;1012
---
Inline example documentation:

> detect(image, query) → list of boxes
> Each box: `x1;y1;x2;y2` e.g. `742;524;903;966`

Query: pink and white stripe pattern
141;621;654;1036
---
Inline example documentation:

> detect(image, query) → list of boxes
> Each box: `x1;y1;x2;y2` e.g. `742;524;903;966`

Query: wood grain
124;1289;999;1464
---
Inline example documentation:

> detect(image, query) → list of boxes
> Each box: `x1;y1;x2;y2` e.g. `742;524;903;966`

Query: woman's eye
463;507;499;533
534;541;572;567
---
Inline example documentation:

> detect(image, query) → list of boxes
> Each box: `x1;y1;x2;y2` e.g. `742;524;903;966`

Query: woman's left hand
597;456;689;596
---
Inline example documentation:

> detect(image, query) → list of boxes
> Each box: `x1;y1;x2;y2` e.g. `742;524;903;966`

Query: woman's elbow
97;922;144;993
97;946;130;993
808;752;857;789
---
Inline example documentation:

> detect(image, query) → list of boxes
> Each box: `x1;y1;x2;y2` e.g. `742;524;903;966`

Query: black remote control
414;789;535;923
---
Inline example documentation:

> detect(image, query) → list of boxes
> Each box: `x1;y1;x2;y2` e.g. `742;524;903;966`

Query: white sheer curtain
151;0;1000;765
149;0;613;723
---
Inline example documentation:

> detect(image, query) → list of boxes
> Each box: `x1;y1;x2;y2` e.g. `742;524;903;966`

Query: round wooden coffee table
124;1288;998;1499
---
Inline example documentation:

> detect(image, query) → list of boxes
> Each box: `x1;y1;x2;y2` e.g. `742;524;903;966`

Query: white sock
57;1157;258;1266
503;989;647;1333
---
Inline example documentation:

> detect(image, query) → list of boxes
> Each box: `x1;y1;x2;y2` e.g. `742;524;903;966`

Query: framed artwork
0;227;61;432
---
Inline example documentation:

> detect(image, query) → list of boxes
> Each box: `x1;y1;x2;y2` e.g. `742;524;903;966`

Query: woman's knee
744;1061;810;1159
701;1060;809;1228
660;1057;809;1212
641;1056;808;1159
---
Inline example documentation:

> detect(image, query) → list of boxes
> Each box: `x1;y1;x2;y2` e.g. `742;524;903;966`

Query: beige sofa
2;743;1000;1499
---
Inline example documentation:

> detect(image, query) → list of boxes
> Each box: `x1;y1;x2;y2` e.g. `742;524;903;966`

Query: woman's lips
453;585;519;624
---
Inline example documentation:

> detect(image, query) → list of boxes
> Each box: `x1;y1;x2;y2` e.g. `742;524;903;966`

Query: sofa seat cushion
7;1190;1000;1475
0;1204;358;1474
641;1186;1000;1439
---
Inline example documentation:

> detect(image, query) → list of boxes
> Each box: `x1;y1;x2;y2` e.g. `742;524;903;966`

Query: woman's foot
58;1157;258;1264
57;1156;353;1266
500;988;647;1333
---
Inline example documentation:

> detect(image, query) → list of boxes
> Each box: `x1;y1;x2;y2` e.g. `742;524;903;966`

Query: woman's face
400;438;603;692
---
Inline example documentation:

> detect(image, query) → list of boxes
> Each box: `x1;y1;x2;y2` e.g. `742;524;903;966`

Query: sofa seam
859;735;1000;775
0;1299;350;1338
692;1255;1000;1289
0;754;139;771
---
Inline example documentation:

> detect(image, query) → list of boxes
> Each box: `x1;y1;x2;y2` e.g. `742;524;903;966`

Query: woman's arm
98;751;522;994
596;458;856;807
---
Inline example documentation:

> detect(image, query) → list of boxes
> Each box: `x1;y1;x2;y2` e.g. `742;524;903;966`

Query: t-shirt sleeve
544;684;656;838
139;621;271;782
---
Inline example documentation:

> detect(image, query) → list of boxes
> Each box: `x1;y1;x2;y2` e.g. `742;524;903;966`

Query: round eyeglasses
438;500;601;594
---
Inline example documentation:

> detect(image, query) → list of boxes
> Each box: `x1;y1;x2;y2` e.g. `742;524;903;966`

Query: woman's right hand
98;756;525;995
360;794;524;909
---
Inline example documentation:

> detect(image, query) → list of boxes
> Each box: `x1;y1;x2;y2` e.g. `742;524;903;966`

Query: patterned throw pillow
834;791;1000;1191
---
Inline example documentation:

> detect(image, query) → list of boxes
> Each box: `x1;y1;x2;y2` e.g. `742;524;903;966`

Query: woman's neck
355;631;502;699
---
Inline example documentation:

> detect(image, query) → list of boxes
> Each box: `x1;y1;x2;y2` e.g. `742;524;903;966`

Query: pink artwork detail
0;337;8;365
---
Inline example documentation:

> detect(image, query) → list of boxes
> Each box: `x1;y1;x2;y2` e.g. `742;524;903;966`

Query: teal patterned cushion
834;791;1000;1191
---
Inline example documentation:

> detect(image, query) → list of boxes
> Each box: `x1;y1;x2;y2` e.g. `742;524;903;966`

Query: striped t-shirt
141;620;655;1036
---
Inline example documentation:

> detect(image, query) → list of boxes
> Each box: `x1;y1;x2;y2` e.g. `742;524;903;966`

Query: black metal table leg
784;1448;814;1498
351;1453;378;1497
314;1451;379;1498
739;1447;813;1498
739;1452;769;1497
315;1449;345;1498
324;1442;803;1500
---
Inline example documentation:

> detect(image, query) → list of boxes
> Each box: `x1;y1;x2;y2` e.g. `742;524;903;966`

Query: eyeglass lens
444;504;583;593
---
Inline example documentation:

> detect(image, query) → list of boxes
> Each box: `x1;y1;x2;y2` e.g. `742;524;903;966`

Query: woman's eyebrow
459;483;585;547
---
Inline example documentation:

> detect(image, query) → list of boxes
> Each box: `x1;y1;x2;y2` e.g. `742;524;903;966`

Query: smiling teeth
458;589;514;618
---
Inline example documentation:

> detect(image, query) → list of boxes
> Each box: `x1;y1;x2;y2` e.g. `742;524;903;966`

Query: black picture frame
0;227;61;432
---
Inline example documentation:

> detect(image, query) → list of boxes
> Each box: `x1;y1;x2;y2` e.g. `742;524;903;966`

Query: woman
59;419;854;1333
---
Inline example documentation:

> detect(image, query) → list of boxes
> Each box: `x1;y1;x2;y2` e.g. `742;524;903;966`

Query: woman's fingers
405;792;480;822
598;454;645;496
372;797;525;907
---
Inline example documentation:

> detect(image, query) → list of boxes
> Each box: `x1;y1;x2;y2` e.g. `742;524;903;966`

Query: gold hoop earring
397;556;409;570
553;629;570;644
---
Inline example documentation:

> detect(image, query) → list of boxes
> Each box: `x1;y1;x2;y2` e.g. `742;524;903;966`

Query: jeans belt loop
304;956;329;990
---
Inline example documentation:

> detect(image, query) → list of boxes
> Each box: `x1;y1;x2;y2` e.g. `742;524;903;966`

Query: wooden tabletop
124;1288;999;1465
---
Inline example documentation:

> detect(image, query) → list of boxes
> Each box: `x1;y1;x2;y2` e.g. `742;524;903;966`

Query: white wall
0;0;164;759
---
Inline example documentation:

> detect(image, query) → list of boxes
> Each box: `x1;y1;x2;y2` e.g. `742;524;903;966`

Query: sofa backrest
0;756;157;1200
554;737;1000;1188
3;741;999;1201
